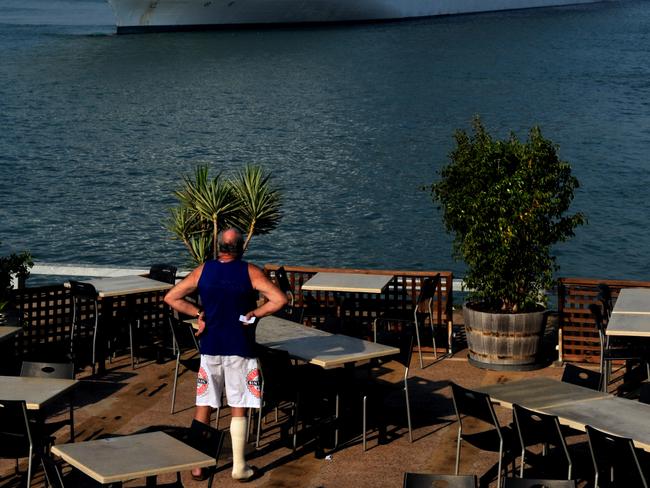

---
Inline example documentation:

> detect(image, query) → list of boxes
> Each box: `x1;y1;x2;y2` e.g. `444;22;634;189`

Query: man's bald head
218;228;244;258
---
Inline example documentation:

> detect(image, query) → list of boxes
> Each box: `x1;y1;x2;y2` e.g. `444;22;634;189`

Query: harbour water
1;0;650;282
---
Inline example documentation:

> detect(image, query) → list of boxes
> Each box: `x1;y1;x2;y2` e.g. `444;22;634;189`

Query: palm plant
230;165;283;251
166;164;282;264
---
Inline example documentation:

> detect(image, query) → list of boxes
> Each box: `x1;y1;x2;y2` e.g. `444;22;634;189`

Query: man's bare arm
246;264;288;320
164;265;206;334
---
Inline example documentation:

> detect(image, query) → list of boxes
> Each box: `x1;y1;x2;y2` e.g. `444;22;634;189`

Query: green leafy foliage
430;117;585;313
166;164;282;265
230;165;283;251
0;242;34;311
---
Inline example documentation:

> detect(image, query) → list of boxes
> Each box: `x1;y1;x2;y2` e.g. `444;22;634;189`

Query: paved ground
0;318;605;488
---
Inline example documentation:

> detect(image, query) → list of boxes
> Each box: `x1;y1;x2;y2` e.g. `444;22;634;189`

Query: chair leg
455;427;462;475
362;395;367;451
256;403;263;448
69;402;75;441
170;354;180;414
129;321;135;370
292;401;299;452
413;320;424;369
497;441;503;488
520;447;525;477
26;446;33;488
430;322;437;360
404;381;412;443
91;315;99;376
334;393;340;449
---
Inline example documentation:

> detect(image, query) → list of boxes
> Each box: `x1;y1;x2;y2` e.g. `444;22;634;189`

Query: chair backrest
187;419;225;464
274;267;292;294
149;263;177;284
561;363;602;391
586;424;648;488
169;312;199;352
503;478;576;488
256;346;295;404
597;283;613;319
450;382;500;427
403;472;477;488
68;280;98;300
0;400;32;458
41;453;66;488
513;403;567;451
589;303;606;337
274;266;295;310
417;275;440;305
20;361;74;379
376;326;414;370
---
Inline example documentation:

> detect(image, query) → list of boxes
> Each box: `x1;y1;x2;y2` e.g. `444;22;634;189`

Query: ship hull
107;0;602;33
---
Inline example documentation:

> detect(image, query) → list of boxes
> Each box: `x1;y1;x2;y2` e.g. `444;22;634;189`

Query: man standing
164;228;287;481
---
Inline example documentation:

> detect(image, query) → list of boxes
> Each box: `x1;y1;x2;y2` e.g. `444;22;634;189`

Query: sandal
191;469;209;481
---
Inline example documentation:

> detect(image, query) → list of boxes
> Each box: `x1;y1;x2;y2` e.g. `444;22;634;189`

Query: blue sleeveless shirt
197;259;257;358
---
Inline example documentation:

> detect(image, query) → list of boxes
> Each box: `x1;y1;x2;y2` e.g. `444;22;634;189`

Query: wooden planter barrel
463;303;546;371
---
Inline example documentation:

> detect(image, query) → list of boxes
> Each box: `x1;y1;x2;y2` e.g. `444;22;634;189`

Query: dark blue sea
1;0;650;282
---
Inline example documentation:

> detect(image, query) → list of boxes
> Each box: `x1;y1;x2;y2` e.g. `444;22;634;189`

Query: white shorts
196;355;261;409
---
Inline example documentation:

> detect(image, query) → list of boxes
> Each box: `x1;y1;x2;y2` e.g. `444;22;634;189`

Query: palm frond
230;165;283;250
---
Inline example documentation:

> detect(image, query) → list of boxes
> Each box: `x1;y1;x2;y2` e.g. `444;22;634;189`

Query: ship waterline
107;0;602;32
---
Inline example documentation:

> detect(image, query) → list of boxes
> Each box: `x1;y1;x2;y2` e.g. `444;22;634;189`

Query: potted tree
166;164;283;265
0;243;33;324
430;117;585;369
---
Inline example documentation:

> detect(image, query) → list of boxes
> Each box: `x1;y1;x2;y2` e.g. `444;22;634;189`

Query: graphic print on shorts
197;367;209;397
246;368;261;398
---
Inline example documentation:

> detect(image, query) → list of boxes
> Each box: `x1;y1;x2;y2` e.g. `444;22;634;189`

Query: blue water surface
1;0;649;281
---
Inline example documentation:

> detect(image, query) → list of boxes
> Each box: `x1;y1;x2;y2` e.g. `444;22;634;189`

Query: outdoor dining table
258;315;400;368
606;287;650;338
301;272;394;327
65;275;173;298
64;275;174;373
301;272;394;294
0;374;79;441
51;431;214;487
187;315;400;369
476;377;650;451
0;374;78;410
0;326;21;343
